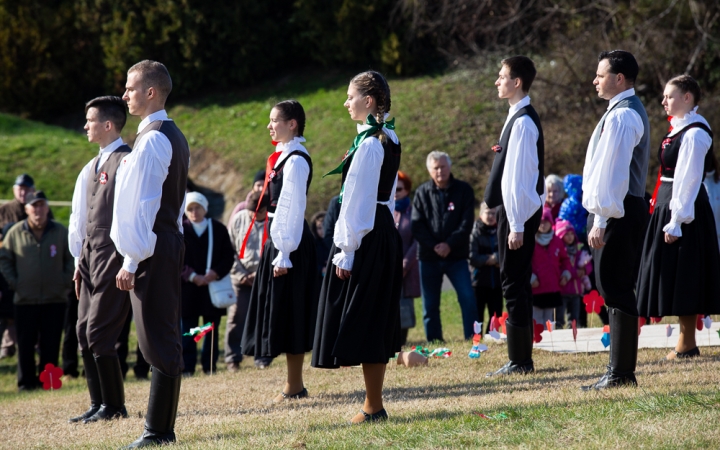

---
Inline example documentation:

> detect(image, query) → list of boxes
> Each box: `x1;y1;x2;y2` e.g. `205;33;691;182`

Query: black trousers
15;303;66;389
497;206;542;328
61;291;80;377
588;195;648;316
474;284;504;334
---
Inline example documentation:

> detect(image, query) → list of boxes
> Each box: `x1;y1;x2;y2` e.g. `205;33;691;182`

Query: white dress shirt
332;126;399;270
68;137;125;267
110;110;184;273
500;95;546;232
269;137;311;268
662;108;712;237
582;88;644;228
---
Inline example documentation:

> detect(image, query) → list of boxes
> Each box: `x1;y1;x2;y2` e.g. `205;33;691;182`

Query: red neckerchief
649;116;674;214
239;141;280;258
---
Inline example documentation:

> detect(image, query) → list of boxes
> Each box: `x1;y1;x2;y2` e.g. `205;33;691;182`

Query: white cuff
122;257;138;274
189;272;197;282
561;270;572;280
662;221;682;237
74;257;80;269
332;250;355;271
271;251;293;268
509;221;524;233
593;215;608;229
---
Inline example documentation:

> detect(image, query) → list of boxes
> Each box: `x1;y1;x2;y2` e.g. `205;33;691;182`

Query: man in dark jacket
412;151;478;341
0;191;74;390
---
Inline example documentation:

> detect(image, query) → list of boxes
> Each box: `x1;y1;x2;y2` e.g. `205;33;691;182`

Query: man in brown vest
112;60;189;448
68;96;132;424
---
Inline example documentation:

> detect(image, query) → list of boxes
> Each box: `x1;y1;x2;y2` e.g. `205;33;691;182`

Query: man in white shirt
484;56;546;377
581;50;650;391
112;60;190;448
68;96;131;424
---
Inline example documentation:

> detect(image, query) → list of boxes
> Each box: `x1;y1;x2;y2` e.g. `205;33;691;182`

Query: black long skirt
637;181;720;317
241;220;317;358
311;205;403;369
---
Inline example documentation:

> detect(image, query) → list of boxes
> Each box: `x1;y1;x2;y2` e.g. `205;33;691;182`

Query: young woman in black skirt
240;100;317;401
312;71;403;424
637;75;720;360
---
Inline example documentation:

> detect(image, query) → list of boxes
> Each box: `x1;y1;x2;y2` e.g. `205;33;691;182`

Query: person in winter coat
531;207;573;327
394;171;420;346
554;219;592;328
181;192;235;375
468;203;502;334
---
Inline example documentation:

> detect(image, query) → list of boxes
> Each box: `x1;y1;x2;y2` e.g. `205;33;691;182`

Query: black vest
85;146;131;249
268;150;313;214
484;105;544;209
659;122;714;178
341;137;401;203
134;120;190;233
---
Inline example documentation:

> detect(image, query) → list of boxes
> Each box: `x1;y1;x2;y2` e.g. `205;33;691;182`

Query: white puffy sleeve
664;127;712;237
501;116;544;232
110;130;172;273
68;159;94;267
270;154;310;268
332;138;384;270
582;109;643;228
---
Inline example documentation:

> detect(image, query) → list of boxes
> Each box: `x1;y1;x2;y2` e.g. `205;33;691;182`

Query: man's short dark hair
85;96;127;131
598;50;638;84
501;56;537;93
128;60;172;101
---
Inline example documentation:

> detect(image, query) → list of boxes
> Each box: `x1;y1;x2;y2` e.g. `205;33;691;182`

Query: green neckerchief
323;114;396;202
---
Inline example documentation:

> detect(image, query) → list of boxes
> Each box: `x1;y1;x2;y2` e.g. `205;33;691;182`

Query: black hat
14;174;34;187
253;170;266;184
25;190;48;205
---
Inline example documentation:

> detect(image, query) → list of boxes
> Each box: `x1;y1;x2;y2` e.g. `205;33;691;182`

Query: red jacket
531;235;574;295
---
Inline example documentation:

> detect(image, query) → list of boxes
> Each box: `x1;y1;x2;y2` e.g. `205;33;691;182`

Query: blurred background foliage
1;0;718;120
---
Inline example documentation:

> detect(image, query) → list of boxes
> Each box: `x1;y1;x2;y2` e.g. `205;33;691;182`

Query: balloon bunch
558;174;588;242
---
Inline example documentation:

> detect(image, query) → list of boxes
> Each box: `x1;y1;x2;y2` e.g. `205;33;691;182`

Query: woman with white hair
180;191;235;375
544;174;564;221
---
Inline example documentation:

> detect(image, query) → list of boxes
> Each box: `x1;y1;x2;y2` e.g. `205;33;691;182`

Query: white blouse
663;108;712;237
582;88;644;228
500;96;546;232
110;110;186;273
269;137;311;268
332;125;399;270
68;137;125;267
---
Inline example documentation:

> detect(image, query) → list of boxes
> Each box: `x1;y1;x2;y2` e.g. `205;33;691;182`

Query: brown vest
85;146;131;250
134;120;189;233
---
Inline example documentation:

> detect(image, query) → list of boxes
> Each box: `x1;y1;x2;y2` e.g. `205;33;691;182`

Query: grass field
1;292;719;449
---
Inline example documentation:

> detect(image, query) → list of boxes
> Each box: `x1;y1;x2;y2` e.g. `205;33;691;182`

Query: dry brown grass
1;337;719;449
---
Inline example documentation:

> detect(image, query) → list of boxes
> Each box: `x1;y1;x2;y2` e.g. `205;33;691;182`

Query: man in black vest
581;50;649;390
484;56;545;377
68;96;132;424
112;60;189;448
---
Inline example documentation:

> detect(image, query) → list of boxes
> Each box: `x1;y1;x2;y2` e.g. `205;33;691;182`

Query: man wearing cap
67;95;132;423
0;173;36;360
0;191;74;390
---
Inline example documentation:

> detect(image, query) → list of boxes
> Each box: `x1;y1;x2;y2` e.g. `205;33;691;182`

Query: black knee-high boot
84;355;128;422
123;367;181;448
581;307;638;390
486;321;534;376
68;350;102;423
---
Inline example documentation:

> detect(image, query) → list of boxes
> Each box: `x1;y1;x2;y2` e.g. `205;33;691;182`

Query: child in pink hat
554;219;592;328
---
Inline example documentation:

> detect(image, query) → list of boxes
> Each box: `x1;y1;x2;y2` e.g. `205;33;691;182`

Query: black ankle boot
69;350;102;423
123;367;181;448
581;307;638;391
486;322;534;377
84;355;128;423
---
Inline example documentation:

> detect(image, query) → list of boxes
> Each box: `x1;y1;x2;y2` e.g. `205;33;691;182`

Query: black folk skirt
241;220;318;358
637;181;720;317
311;205;403;369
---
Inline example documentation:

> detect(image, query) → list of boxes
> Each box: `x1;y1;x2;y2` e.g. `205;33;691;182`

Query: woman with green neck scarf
312;71;403;424
530;207;573;328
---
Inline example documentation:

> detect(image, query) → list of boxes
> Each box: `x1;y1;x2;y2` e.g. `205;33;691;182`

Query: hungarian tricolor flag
183;322;214;343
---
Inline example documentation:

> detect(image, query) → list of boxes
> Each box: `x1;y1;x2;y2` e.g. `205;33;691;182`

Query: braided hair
273;99;306;137
350;71;391;141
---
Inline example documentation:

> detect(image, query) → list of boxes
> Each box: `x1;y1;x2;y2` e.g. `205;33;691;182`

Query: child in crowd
468;203;502;334
554;219;592;328
531;207;572;328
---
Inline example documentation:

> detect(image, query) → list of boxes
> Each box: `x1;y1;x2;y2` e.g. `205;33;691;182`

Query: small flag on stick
184;322;214;343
